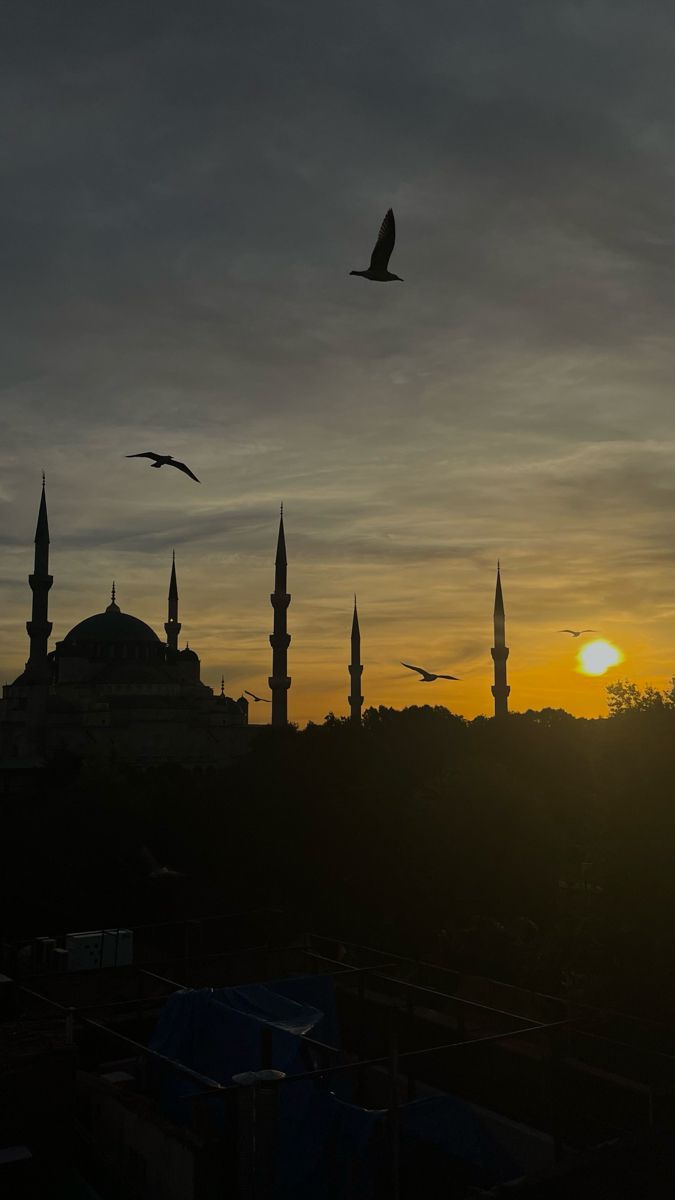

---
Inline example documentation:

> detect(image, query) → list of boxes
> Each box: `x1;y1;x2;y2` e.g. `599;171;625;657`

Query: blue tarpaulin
149;980;325;1124
400;1095;519;1187
148;976;522;1195
267;973;341;1047
276;1090;385;1200
277;1091;520;1197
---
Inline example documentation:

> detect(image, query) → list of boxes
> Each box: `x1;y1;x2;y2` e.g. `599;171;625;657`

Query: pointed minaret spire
107;581;120;613
24;475;53;682
165;550;181;653
275;504;287;584
491;561;510;720
269;506;291;727
220;675;225;696
348;594;363;727
34;475;49;561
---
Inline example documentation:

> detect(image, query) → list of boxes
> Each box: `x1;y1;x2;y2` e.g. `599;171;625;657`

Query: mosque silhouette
0;481;509;769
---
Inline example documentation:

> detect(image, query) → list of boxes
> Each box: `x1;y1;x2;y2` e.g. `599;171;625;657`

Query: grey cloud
2;1;675;715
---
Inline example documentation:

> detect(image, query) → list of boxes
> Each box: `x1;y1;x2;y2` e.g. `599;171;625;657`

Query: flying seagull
558;629;596;638
141;847;184;879
244;690;271;703
401;662;461;682
350;209;403;282
126;452;200;482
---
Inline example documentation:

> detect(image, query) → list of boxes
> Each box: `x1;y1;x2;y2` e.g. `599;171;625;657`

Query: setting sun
577;639;623;676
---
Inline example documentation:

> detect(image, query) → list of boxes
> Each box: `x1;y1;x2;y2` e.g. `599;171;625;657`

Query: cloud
1;1;674;719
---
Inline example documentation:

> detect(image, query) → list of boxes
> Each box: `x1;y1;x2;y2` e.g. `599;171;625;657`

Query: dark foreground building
2;914;675;1199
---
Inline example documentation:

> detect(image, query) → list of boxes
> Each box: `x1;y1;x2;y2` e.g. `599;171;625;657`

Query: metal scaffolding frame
9;915;675;1197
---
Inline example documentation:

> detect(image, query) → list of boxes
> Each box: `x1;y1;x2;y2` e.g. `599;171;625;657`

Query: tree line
3;680;675;1018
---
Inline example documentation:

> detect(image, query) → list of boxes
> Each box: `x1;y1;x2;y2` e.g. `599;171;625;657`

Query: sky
1;1;675;725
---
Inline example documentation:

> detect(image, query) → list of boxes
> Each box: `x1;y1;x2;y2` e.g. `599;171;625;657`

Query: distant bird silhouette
244;690;271;704
401;662;460;682
350;209;403;282
126;452;200;482
558;629;596;638
141;847;184;879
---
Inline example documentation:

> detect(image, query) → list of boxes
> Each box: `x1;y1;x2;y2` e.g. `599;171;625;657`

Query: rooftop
4;913;675;1197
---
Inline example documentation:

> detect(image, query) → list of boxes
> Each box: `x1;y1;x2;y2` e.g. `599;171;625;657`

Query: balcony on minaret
270;592;290;610
26;617;53;641
29;570;53;590
270;632;291;650
165;619;182;655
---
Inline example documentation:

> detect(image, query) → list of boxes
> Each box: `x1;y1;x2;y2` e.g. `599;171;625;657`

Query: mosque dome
55;593;164;681
61;589;160;654
64;607;160;646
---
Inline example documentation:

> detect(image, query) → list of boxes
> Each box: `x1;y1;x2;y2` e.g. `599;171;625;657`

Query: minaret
24;475;53;683
268;506;291;728
348;596;363;726
491;561;510;719
165;550;181;653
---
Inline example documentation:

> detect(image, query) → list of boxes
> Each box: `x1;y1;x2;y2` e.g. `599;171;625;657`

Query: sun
577;639;623;676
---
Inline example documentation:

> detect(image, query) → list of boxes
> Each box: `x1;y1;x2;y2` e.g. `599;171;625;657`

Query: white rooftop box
66;929;133;970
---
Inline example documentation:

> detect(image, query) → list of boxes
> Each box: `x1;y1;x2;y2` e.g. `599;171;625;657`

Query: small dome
64;608;160;645
216;694;244;716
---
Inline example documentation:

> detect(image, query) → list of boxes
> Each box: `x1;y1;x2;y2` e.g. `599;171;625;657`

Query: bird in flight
350;209;403;282
558;629;596;638
126;452;200;482
141;847;184;879
401;662;461;682
244;690;271;703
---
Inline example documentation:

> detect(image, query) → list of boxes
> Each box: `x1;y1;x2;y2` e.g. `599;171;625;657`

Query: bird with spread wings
126;452;200;482
401;662;461;682
244;690;271;704
141;847;184;879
